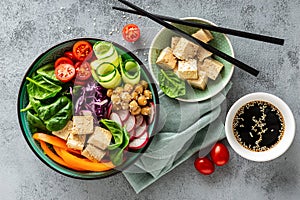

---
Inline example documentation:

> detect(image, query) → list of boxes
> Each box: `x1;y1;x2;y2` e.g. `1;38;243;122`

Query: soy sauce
232;101;285;152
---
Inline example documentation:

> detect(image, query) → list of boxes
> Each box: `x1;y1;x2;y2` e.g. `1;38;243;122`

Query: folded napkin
122;83;232;193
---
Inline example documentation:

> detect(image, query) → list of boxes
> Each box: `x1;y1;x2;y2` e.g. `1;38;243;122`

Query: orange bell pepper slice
40;141;84;171
58;148;115;172
33;133;81;155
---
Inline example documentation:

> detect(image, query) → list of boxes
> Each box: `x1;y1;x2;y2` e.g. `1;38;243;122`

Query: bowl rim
17;37;160;179
148;17;235;102
225;92;295;162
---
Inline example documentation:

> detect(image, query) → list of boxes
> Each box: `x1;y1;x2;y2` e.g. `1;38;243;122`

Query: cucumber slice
93;41;114;59
121;59;141;85
92;62;122;89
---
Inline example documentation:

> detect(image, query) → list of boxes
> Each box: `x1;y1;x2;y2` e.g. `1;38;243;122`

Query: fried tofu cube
171;36;180;49
87;127;112;150
177;59;198;80
72;116;94;135
81;144;106;162
173;38;199;60
66;131;86;151
192;29;214;43
156;47;177;70
52;120;73;140
187;71;208;90
199;58;224;80
197;46;213;62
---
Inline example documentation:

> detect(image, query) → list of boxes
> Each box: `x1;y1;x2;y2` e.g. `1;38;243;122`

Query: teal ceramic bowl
149;17;234;102
18;38;159;179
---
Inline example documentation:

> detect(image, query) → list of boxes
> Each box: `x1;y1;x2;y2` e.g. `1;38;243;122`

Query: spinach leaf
27;110;47;132
101;119;130;165
42;96;73;131
36;63;60;83
158;69;186;98
26;74;62;100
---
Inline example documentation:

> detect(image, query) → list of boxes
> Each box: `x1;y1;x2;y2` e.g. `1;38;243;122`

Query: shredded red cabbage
73;81;110;122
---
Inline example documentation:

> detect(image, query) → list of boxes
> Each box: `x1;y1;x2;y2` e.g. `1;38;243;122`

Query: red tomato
54;57;73;68
210;142;230;166
122;24;140;42
194;157;215;175
72;41;93;61
55;63;76;83
75;61;92;81
64;51;77;61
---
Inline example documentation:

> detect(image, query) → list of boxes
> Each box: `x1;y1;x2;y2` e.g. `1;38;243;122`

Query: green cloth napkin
122;83;232;193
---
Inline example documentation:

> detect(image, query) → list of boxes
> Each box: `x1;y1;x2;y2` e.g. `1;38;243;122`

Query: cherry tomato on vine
54;57;73;68
75;61;92;81
194;157;215;175
210;142;230;166
72;41;93;61
122;24;140;42
55;63;76;83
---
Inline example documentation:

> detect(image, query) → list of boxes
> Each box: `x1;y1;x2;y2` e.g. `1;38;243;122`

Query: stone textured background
1;0;299;199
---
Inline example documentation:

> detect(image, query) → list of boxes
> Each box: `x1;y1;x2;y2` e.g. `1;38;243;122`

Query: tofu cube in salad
171;36;180;49
52;120;73;140
177;59;198;80
72;116;94;135
192;28;214;43
82;144;106;162
199;58;224;80
87;126;112;150
173;38;199;60
66;132;86;151
197;46;213;63
187;70;208;90
156;47;177;70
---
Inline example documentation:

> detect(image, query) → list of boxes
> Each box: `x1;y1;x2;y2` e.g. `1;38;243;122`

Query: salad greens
158;69;186;98
101;119;130;166
36;63;60;83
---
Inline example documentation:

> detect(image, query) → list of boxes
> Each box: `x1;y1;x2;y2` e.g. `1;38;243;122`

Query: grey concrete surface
1;0;299;199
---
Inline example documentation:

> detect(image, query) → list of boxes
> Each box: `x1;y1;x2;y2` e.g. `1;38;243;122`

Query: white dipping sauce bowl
225;92;295;162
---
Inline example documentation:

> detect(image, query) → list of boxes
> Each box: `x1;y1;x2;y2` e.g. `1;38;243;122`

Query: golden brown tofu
81;144;106;162
197;46;213;62
52;120;73;140
72;116;94;135
156;47;177;70
173;38;199;60
177;59;198;80
66;131;86;151
192;29;214;43
199;58;224;80
187;71;208;90
87;127;112;150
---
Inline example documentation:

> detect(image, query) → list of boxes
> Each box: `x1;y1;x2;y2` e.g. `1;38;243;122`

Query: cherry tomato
55;63;76;83
75;61;92;81
194;157;215;175
54;57;73;68
210;142;230;166
122;24;140;42
72;41;93;61
64;51;77;61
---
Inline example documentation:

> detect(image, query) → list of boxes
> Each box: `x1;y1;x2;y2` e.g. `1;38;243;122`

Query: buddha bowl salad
21;40;156;172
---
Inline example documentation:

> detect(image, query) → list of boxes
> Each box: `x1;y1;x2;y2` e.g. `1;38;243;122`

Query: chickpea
143;90;152;99
124;83;133;93
121;92;131;103
131;106;141;115
134;84;144;94
129;100;139;110
131;91;138;100
107;89;113;98
114;87;123;95
141;106;151;116
111;94;121;104
140;80;148;89
137;95;147;106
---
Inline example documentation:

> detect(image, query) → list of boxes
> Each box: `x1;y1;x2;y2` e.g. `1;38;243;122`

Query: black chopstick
116;0;259;77
113;6;284;46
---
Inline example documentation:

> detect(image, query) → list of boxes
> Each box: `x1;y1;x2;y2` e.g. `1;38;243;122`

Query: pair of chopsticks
114;0;285;77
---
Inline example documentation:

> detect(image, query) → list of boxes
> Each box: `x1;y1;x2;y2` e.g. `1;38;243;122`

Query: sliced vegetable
120;58;141;85
158;69;186;98
123;115;135;133
26;75;62;100
129;131;149;150
134;120;147;138
75;62;92;81
54;57;73;68
36;63;59;82
109;112;123;127
116;109;130;122
122;24;140;42
55;63;76;83
72;40;93;61
64;51;77;61
92;62;121;89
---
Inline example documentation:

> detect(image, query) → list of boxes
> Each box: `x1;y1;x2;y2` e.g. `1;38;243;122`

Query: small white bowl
225;92;295;162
